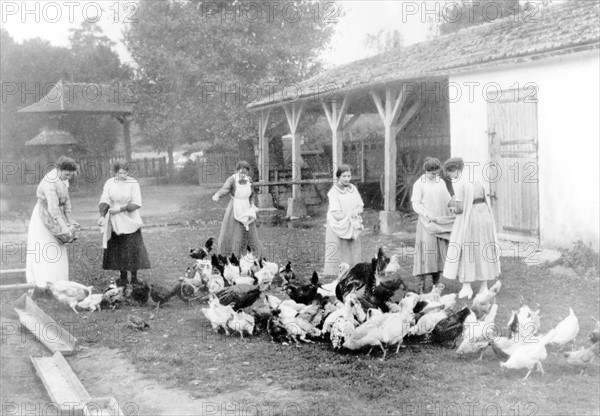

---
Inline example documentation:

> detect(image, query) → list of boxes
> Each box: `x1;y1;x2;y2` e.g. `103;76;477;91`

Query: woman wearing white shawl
324;165;364;276
98;161;150;287
442;157;501;299
26;156;79;287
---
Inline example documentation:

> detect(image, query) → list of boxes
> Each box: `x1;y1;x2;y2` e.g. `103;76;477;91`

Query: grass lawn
1;184;599;415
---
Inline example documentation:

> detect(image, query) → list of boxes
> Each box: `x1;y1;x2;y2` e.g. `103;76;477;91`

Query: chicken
456;304;499;358
508;305;542;339
46;281;93;313
227;310;255;339
233;274;257;286
430;306;473;346
500;329;556;380
223;254;241;284
336;248;404;312
189;237;215;260
239;246;258;276
384;254;400;274
326;293;366;345
267;313;289;343
278;262;296;286
129;279;151;306
254;265;275;288
418;283;445;303
439;293;457;311
264;294;304;318
590;317;600;344
318;263;350;297
470;280;502;319
276;314;322;345
100;280;125;310
342;312;390;360
149;283;178;309
202;296;235;334
381;305;416;353
564;342;600;374
549;307;580;350
215;282;268;311
77;294;104;311
284;271;320;305
409;310;449;337
127;314;150;331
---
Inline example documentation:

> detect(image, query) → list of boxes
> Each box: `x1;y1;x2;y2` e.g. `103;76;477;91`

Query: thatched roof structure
18;80;134;115
25;129;78;146
248;1;599;113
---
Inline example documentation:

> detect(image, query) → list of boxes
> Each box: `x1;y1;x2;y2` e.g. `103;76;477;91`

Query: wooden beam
322;95;351;177
370;91;386;122
396;100;421;132
343;113;361;131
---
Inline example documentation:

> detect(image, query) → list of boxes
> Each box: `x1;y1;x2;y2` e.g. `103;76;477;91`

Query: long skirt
102;229;151;271
26;202;69;287
455;204;501;283
323;224;361;276
413;218;448;276
217;200;262;258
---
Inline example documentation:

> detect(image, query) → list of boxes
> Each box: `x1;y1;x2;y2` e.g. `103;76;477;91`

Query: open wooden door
487;88;540;243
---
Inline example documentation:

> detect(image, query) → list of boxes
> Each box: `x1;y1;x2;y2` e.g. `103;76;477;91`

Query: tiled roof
18;80;134;115
248;1;599;111
25;129;78;146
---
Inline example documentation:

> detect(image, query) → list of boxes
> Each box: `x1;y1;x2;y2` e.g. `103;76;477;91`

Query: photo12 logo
1;1;139;24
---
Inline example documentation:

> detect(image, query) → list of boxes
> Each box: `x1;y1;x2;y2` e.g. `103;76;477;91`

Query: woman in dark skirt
212;161;262;257
98;161;151;287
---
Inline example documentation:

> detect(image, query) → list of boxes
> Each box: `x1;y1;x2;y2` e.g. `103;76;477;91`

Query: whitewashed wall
449;50;600;250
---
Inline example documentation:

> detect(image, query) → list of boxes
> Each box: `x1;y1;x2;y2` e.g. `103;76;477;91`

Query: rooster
149;283;179;309
284;271;320;305
336;248;404;312
215;282;268;311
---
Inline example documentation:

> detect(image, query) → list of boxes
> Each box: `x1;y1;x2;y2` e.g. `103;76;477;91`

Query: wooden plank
0;283;36;292
31;352;91;413
14;294;77;355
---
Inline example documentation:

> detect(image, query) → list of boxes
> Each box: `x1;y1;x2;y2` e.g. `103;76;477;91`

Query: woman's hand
97;217;105;227
212;195;219;202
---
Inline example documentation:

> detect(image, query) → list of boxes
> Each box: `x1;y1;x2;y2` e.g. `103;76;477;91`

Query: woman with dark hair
411;157;453;293
26;156;80;287
324;164;364;276
212;161;261;257
98;161;151;287
442;157;501;299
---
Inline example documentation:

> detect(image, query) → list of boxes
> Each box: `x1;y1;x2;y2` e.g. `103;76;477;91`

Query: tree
123;0;338;173
364;29;404;54
438;0;521;35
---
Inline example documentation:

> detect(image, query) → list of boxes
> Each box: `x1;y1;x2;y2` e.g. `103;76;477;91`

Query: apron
232;175;257;228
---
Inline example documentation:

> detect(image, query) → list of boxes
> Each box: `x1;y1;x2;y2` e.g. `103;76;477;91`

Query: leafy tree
123;0;338;174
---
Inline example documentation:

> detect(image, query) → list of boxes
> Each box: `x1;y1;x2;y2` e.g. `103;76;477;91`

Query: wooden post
283;102;305;217
322;95;349;177
371;84;420;234
257;108;273;208
122;116;132;162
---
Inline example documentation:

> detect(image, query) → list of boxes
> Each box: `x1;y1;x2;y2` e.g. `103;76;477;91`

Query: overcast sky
1;1;436;68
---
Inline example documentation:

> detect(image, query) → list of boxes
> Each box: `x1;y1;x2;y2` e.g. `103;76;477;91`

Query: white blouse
100;177;144;235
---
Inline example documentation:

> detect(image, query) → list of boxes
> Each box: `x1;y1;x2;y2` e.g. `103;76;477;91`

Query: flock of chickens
42;237;600;379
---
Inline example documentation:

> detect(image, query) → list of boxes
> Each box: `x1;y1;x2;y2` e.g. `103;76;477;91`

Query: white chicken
207;273;226;293
500;329;556;380
439;293;458;311
77;294;104;312
381;296;419;353
409;310;448;337
327;294;366;345
223;260;241;284
419;283;445;303
239;247;258;276
46;281;93;313
254;267;275;288
456;304;498;358
318;262;350;297
548;307;579;350
201;296;235;334
227;310;255;339
279;315;322;344
471;280;502;319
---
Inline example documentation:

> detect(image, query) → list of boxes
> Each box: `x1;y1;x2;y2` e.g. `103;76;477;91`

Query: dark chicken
215;283;264;311
278;262;296;285
284;271;319;305
129;279;151;306
189;237;215;260
335;248;404;312
149;283;179;309
430;306;473;346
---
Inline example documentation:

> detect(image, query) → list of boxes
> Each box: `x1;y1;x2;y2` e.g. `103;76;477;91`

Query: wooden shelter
18;80;135;161
247;1;600;237
24;129;79;163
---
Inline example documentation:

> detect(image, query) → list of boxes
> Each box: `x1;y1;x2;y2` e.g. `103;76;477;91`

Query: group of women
26;156;500;301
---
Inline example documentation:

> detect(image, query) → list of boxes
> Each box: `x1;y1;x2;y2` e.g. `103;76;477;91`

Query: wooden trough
13;293;77;355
